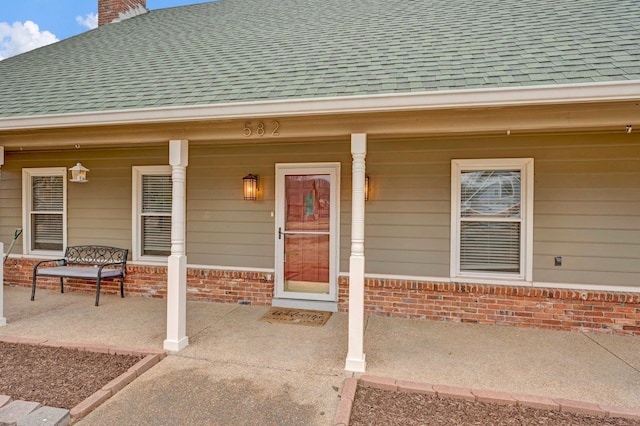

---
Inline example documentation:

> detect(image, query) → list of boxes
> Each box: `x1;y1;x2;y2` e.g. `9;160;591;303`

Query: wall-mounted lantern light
69;162;89;183
365;175;371;201
243;174;258;200
0;146;4;180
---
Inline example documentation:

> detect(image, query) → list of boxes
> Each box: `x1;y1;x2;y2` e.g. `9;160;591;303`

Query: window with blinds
23;171;66;253
140;174;172;256
451;159;533;280
460;170;521;273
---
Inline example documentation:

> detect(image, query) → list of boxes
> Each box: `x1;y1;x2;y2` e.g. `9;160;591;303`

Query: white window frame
450;158;534;282
132;166;172;262
22;167;68;256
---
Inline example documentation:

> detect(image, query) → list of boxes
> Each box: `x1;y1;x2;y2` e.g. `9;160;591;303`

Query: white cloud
76;13;98;30
0;21;58;60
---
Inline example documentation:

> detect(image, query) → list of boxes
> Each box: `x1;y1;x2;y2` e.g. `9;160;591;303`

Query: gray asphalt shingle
0;0;639;118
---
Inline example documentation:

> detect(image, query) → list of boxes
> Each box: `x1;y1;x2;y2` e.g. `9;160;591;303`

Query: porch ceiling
0;101;638;150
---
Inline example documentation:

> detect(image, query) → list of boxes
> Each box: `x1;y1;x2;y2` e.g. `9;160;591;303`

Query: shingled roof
1;0;639;119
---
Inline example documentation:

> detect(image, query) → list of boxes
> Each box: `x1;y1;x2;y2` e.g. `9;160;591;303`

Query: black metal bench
31;245;128;306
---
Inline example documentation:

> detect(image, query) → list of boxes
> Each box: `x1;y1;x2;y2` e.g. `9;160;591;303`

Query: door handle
278;227;283;240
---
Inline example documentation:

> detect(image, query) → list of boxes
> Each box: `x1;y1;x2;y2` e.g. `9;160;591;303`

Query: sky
0;0;212;60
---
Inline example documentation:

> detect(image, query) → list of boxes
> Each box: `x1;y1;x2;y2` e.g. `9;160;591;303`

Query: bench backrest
64;246;128;265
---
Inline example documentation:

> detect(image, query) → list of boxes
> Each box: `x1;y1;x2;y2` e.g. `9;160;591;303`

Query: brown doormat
260;307;332;327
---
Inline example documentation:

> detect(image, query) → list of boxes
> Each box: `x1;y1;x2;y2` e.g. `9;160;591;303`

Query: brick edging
333;378;358;426
0;335;166;421
332;375;640;425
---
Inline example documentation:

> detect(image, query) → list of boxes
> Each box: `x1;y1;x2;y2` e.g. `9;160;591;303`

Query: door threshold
271;298;338;312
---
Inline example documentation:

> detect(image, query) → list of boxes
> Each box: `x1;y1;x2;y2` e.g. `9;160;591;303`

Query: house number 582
243;121;280;137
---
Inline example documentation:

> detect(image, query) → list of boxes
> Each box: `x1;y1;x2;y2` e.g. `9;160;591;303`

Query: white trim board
187;263;275;274
6;253;636;294
130;261;275;274
271;298;338;312
7;254;275;274
2;80;640;130
343;272;640;294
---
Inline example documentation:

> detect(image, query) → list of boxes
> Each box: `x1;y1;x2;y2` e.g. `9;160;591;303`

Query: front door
274;163;340;310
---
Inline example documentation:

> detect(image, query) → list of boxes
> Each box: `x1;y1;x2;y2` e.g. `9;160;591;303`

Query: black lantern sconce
365;175;371;201
243;174;258;200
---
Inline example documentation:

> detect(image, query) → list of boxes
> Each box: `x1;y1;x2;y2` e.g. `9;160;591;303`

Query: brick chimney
98;0;147;27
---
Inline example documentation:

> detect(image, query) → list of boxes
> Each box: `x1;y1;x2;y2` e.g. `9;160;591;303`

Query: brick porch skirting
4;259;273;306
338;277;640;336
5;258;639;336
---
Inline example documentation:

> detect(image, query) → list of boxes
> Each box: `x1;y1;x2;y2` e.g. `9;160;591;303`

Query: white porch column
345;133;367;372
1;148;6;325
164;140;189;352
0;242;5;326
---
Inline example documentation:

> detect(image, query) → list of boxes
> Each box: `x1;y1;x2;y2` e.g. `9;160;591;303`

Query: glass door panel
285;175;331;232
284;234;330;294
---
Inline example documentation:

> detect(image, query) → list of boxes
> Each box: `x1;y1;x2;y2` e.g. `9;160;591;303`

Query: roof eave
1;80;639;131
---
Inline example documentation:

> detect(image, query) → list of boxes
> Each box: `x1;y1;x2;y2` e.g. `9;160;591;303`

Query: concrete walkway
1;285;640;425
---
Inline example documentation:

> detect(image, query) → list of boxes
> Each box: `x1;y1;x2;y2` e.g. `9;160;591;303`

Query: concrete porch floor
1;285;640;425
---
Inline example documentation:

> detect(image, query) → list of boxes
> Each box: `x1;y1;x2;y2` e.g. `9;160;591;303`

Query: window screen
458;169;522;274
30;175;64;251
141;175;172;256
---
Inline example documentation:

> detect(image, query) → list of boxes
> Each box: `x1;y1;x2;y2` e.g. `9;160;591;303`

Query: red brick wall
5;258;639;336
186;268;273;305
4;258;273;306
98;0;146;26
339;277;640;336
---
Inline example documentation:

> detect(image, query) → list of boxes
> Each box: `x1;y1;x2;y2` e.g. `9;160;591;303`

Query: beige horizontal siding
533;269;639;287
366;225;450;239
535;188;640;201
2;132;638;291
536;201;640;216
188;232;272;246
535;215;640;230
186;210;273;223
533;137;640;287
70;218;130;235
66;234;130;249
365;248;450;266
188;221;271;235
0;198;20;209
364;133;640;287
1;146;168;256
535;242;639;261
1;164;26;254
535;228;640;245
364;212;450;227
534;257;639;274
536;173;640;188
188;141;351;269
188;242;273;258
188;253;274;267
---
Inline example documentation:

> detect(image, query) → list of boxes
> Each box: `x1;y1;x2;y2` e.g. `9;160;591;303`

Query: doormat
259;307;332;327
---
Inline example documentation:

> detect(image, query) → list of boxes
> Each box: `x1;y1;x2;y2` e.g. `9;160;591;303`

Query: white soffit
1;80;639;130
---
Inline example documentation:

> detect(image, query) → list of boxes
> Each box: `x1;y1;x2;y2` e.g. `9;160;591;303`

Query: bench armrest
97;261;127;277
33;258;67;274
